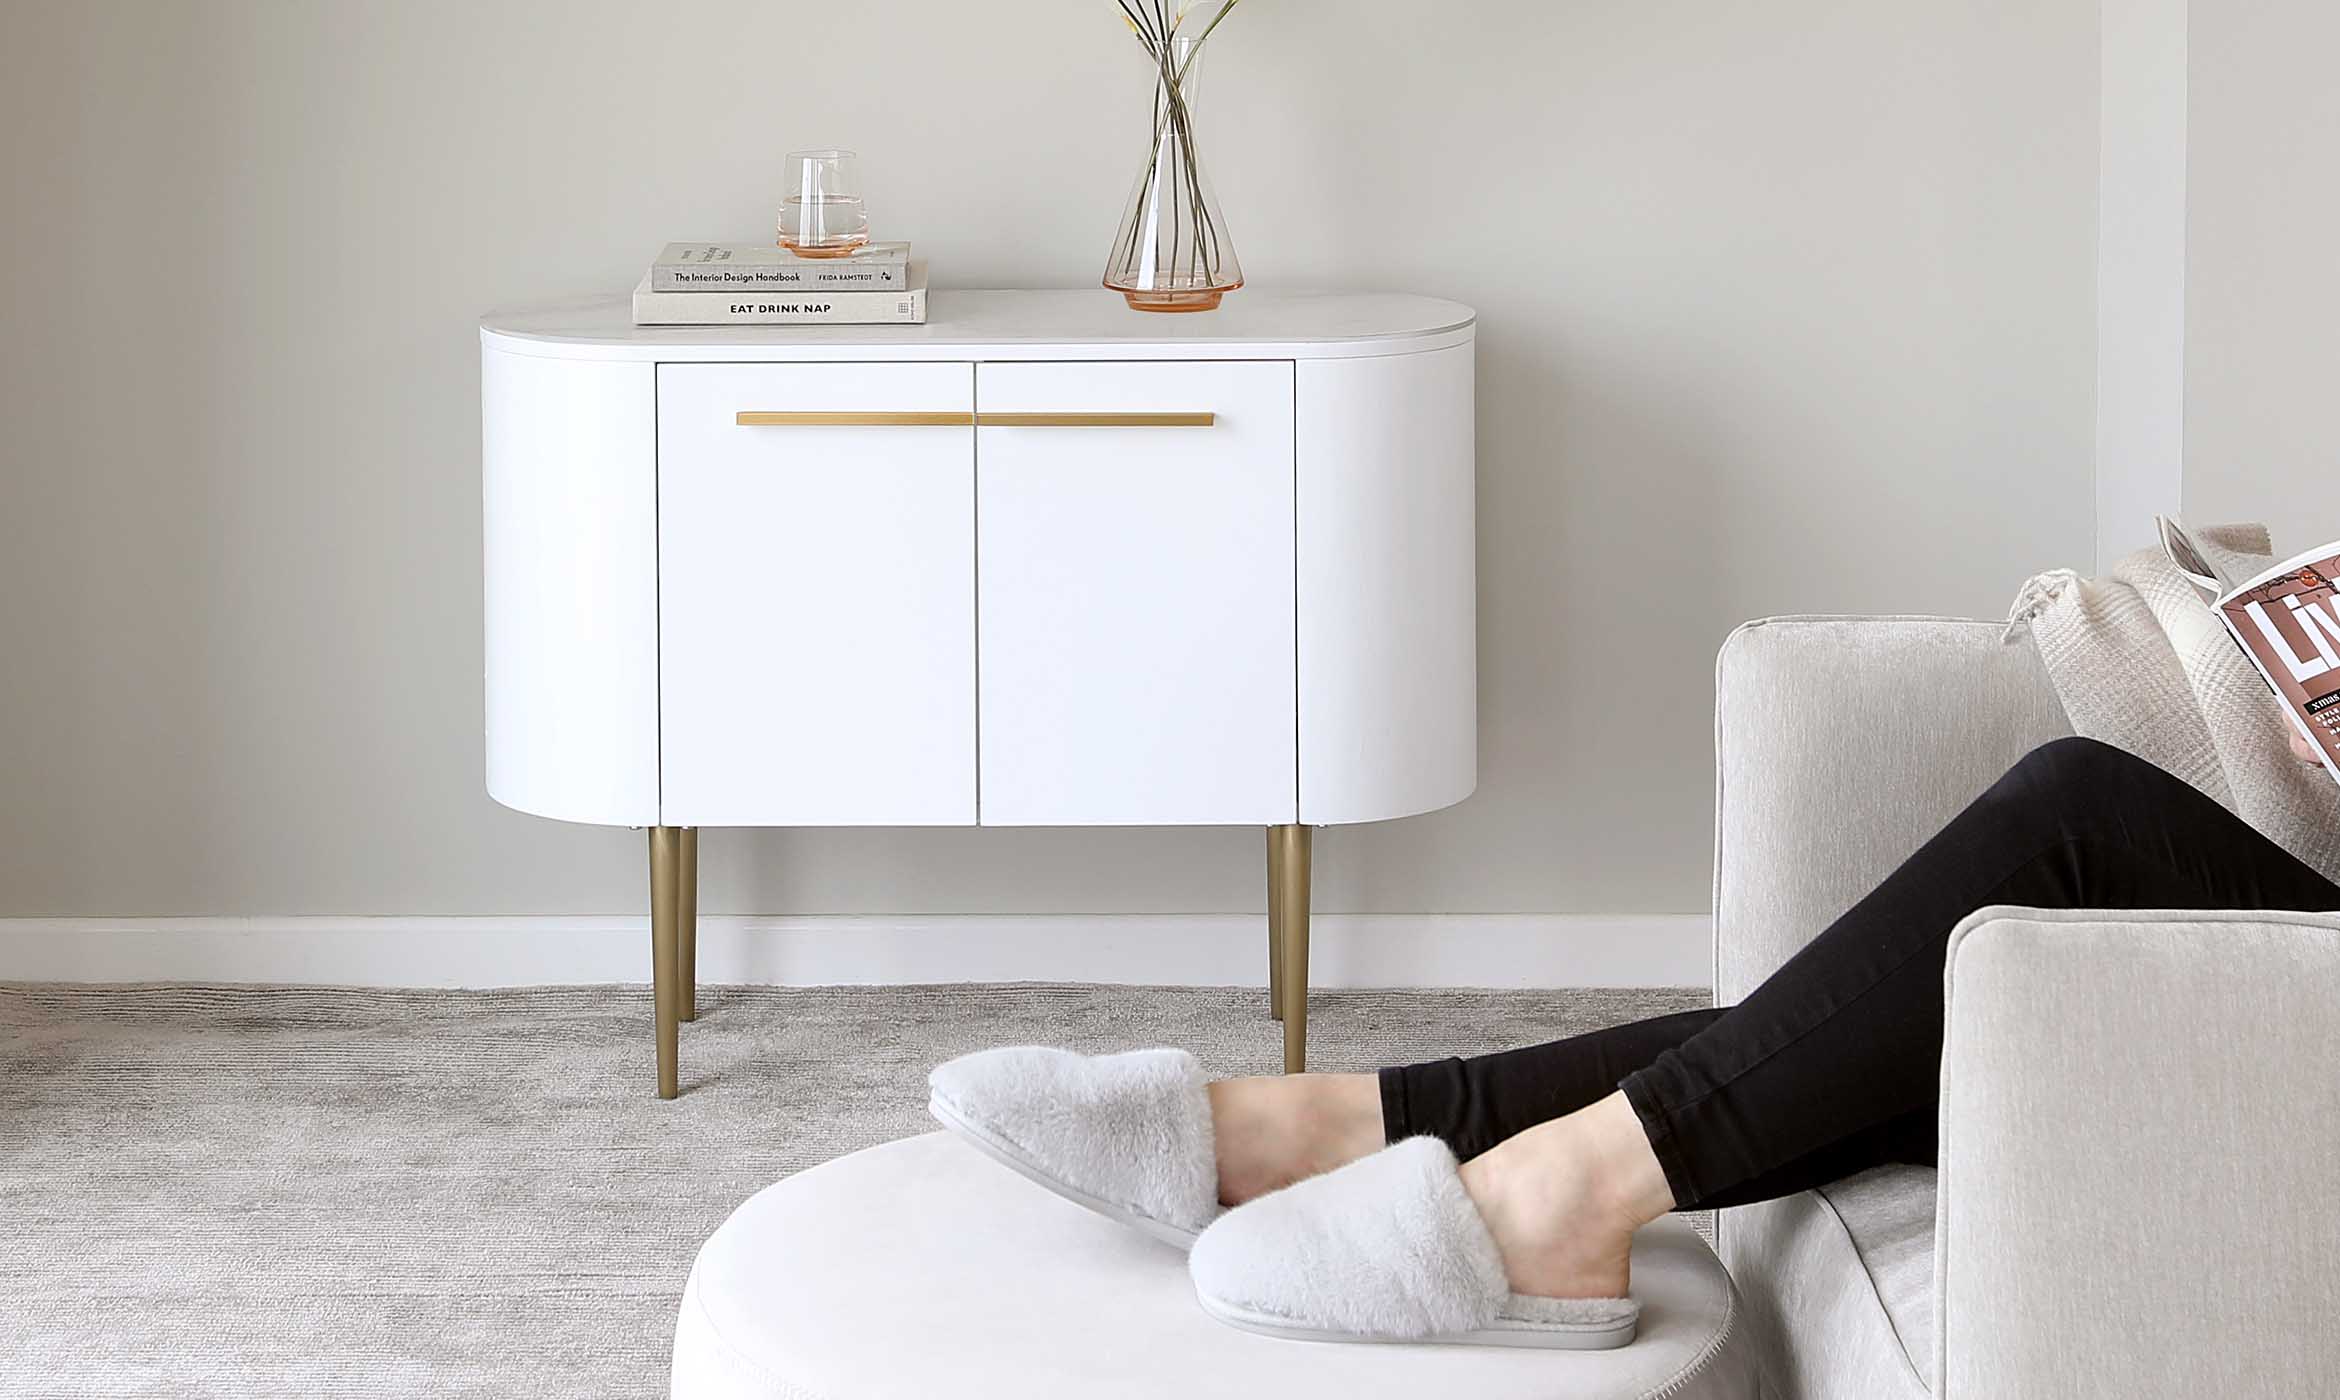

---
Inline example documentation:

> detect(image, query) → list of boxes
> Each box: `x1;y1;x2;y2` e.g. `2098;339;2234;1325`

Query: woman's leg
1210;1009;1731;1204
1381;1006;1939;1208
1619;735;2340;1210
1366;738;2338;1218
1382;1009;1723;1163
1431;736;2340;1299
1214;737;2340;1296
1216;1006;1935;1208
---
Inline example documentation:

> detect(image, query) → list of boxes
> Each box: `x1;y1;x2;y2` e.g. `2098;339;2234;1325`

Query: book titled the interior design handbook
649;241;911;291
2165;515;2340;782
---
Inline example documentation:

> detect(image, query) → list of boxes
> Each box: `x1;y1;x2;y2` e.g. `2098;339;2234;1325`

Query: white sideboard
480;290;1477;1097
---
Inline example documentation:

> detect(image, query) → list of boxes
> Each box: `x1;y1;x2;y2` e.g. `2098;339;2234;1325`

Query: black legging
1379;737;2340;1210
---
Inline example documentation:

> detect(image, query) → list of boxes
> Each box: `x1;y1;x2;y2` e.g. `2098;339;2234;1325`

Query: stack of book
632;242;926;326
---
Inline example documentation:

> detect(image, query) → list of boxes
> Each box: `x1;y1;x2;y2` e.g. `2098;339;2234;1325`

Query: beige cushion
1818;1167;1936;1382
1712;615;2071;1003
1936;909;2340;1398
1725;1179;1934;1400
672;1132;1760;1399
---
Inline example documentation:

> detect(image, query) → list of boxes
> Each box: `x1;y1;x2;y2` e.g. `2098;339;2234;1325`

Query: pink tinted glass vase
1103;35;1243;312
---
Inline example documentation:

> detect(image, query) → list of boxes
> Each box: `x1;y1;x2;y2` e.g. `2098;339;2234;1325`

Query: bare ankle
1299;1072;1387;1173
1209;1072;1384;1204
1577;1091;1676;1225
1455;1092;1673;1299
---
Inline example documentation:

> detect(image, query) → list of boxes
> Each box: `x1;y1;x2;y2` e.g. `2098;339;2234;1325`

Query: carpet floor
0;981;1706;1398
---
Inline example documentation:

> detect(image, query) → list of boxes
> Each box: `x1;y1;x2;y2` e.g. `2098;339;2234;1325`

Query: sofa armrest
1936;907;2340;1399
1714;616;2070;999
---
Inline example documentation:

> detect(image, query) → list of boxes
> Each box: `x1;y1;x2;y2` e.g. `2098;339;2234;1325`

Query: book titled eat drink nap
631;263;928;326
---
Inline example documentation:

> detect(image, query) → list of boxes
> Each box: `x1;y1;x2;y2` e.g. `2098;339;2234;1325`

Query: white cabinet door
976;360;1297;825
657;362;975;825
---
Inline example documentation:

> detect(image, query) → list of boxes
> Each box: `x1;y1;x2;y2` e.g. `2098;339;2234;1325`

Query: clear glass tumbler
776;149;870;257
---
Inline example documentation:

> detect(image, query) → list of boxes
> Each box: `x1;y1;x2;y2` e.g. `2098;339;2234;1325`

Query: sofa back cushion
1713;617;2071;999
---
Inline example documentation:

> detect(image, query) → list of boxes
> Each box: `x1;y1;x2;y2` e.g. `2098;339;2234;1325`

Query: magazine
2162;515;2340;782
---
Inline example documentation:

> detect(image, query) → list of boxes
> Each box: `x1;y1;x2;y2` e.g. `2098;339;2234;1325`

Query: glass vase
1103;35;1243;313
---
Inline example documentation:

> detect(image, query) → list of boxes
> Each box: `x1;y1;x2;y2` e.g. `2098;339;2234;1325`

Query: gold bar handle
735;411;975;427
976;412;1216;427
733;411;1216;428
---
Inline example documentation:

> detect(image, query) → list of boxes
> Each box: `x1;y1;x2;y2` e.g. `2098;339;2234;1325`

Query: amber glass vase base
1113;283;1240;313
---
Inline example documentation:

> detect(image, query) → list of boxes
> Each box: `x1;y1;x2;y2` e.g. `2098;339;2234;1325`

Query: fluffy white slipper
1188;1135;1641;1349
927;1046;1219;1249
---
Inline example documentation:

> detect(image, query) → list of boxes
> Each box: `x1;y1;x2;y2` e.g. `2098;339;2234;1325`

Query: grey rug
0;982;1705;1398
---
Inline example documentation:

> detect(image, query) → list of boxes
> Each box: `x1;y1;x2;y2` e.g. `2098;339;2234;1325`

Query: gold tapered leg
1265;828;1286;1020
649;826;682;1100
1269;824;1312;1073
678;828;699;1023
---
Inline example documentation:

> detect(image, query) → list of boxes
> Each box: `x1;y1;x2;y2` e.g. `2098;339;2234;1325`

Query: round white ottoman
672;1132;1759;1400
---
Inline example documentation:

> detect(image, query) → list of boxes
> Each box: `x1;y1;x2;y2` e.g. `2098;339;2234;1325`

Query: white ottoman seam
683;1272;836;1400
1639;1263;1740;1400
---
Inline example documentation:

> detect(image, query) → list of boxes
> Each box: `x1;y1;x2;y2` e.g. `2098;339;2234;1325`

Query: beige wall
2095;0;2187;567
2185;0;2340;540
0;0;2098;919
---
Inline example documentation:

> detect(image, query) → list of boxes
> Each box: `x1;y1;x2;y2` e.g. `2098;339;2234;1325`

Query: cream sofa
1713;616;2340;1399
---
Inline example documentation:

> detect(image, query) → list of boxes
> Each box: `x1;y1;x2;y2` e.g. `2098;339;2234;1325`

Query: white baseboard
0;913;1710;990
